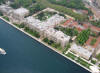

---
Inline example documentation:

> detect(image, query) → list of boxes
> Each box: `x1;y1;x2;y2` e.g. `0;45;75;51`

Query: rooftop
54;31;70;41
0;4;13;13
13;7;29;16
70;43;93;59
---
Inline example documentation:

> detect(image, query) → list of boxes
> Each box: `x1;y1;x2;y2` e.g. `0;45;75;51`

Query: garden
24;27;40;38
66;52;92;69
2;16;9;21
54;26;78;36
76;29;91;45
43;38;62;51
35;11;57;21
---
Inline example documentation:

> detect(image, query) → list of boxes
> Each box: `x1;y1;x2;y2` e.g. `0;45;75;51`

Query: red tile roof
62;18;78;27
90;25;100;32
62;18;73;26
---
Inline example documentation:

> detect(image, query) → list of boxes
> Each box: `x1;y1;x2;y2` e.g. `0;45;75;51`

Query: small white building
70;43;93;60
11;7;29;24
54;31;70;48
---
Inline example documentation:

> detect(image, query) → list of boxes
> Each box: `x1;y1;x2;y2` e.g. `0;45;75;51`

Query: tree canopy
10;0;36;8
48;0;87;10
76;29;91;45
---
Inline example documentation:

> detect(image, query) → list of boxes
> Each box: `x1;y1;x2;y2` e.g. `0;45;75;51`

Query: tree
10;0;36;8
28;3;46;15
76;29;91;45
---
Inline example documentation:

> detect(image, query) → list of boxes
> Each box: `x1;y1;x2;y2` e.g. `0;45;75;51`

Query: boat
0;48;6;55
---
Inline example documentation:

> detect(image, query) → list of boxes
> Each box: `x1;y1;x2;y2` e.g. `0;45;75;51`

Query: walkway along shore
0;17;92;73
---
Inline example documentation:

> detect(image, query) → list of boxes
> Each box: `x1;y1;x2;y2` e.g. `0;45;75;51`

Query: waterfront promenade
0;17;91;73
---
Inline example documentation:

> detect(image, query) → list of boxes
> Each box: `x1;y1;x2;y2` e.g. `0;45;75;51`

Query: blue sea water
0;19;90;73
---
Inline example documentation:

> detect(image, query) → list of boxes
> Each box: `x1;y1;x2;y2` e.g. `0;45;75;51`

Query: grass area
76;57;91;69
62;43;70;54
2;16;9;21
24;27;40;38
14;23;25;28
35;11;57;21
96;53;100;61
43;38;62;51
91;60;96;64
66;52;76;60
36;0;88;22
66;52;92;69
54;26;78;36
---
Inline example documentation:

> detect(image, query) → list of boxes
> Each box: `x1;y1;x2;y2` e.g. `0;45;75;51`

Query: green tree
76;29;90;45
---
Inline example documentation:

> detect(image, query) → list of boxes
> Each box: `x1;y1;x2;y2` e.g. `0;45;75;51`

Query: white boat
0;48;6;55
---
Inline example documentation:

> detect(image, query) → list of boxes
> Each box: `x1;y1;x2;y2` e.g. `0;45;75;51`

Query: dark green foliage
36;0;88;22
43;38;62;50
2;16;9;21
36;11;57;21
58;13;66;18
48;0;87;10
14;23;25;28
10;0;36;8
24;27;40;38
55;26;78;36
91;60;96;64
76;29;90;45
91;20;100;28
43;38;49;43
28;3;46;16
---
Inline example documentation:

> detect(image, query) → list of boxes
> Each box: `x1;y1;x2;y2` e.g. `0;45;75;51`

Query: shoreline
0;17;92;73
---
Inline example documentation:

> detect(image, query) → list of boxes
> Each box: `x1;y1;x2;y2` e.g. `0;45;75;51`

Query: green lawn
66;52;76;60
76;57;92;69
24;27;40;38
2;16;9;21
66;52;92;69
